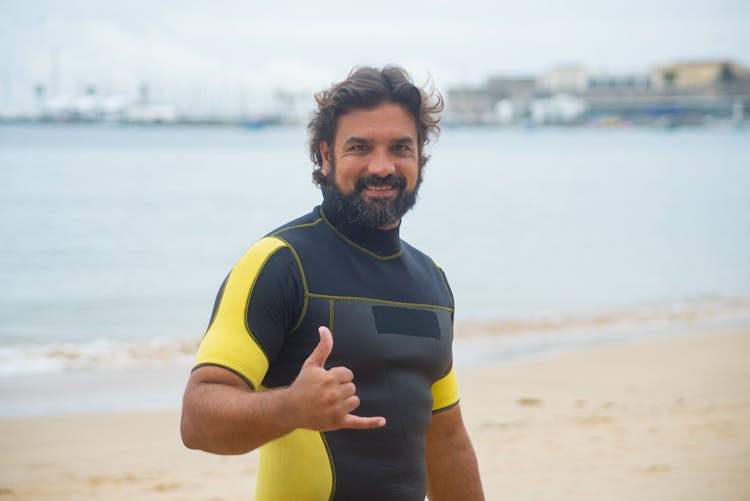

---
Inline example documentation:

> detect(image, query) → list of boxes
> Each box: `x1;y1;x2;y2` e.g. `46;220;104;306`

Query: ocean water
1;124;750;382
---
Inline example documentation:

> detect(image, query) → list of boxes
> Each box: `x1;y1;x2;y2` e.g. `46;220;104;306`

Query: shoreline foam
2;296;750;419
2;295;749;377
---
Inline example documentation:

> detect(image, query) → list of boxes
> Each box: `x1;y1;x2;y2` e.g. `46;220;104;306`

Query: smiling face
319;102;421;229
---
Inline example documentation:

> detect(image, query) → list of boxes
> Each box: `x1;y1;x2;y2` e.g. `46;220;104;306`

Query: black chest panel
262;208;454;500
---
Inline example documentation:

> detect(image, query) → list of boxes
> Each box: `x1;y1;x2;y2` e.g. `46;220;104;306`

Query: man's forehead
334;103;418;141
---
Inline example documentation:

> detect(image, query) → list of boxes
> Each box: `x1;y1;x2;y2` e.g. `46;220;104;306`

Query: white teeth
367;185;393;191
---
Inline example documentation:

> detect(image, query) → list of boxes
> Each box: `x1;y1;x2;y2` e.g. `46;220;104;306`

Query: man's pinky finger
341;415;387;429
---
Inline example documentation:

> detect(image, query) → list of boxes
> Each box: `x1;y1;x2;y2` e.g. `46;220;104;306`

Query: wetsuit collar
320;199;402;258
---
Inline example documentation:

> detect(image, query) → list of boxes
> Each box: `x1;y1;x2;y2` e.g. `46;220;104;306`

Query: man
181;66;484;501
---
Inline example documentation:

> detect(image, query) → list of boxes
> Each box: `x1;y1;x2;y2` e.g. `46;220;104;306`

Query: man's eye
350;144;368;151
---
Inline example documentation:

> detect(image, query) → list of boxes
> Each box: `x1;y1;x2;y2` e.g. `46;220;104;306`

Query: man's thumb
304;326;333;368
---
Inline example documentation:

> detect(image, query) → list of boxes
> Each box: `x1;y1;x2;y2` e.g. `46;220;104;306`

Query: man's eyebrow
393;137;416;145
343;136;369;145
342;136;416;146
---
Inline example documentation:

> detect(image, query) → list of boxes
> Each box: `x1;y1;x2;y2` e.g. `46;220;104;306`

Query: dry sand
1;330;749;500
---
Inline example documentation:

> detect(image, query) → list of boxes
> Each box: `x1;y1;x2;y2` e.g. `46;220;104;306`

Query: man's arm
425;404;484;500
180;327;386;455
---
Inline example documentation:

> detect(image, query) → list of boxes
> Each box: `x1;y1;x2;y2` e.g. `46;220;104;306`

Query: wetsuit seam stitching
271;218;324;236
432;399;460;414
321;432;336;500
209;238;285;373
204;274;228;334
192;362;256;390
239;243;283;367
329;298;335;331
435;264;453;306
307;292;453;313
268;236;309;336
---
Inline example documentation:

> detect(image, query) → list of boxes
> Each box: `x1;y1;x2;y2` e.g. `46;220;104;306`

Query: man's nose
367;149;396;176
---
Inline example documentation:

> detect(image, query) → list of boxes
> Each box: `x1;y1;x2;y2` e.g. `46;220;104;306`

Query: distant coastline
6;60;748;129
1;116;747;129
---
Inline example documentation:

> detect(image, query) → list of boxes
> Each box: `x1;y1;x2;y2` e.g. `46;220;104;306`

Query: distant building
537;68;651;125
446;59;750;126
536;65;588;94
530;94;587;124
486;77;536;100
586;73;651;93
446;77;534;124
446;85;500;124
652;61;750;91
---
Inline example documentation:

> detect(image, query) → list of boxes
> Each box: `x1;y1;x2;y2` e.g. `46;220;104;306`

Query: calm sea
1;124;749;380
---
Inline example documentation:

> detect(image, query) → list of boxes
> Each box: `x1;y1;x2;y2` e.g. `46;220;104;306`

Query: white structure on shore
37;91;178;124
447;59;750;126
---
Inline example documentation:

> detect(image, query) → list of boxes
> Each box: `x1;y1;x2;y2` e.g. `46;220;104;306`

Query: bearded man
181;66;484;501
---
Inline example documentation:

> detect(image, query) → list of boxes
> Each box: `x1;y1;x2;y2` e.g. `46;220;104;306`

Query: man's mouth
365;184;396;192
356;175;406;196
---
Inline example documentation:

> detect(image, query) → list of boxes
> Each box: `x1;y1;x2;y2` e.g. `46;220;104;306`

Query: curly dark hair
308;65;443;187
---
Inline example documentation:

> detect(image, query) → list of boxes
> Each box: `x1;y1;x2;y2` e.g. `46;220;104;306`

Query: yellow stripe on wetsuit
194;236;285;388
194;236;335;500
431;366;459;411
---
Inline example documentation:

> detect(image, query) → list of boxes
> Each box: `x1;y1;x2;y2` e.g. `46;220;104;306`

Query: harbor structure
446;60;750;126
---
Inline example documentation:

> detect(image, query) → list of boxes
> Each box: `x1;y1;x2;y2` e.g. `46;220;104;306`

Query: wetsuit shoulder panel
194;236;303;388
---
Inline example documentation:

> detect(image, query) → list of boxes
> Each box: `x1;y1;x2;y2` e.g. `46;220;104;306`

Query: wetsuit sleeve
432;367;459;411
193;236;304;389
431;265;460;411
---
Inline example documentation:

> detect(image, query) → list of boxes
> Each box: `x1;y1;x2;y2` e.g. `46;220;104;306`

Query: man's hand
288;326;386;431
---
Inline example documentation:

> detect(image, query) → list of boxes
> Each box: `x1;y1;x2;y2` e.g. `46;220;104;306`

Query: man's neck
320;199;402;257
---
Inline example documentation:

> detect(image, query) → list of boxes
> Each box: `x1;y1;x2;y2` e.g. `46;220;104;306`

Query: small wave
2;296;749;376
0;337;200;376
455;295;750;337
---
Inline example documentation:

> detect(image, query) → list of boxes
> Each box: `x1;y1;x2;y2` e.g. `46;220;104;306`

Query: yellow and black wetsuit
194;200;459;501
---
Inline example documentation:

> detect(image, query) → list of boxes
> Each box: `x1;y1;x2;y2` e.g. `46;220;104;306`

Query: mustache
355;174;407;192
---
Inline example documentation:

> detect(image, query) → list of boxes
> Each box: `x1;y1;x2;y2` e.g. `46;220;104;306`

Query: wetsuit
194;200;459;501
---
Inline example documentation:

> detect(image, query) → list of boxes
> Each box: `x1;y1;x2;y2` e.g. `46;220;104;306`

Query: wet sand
1;329;748;500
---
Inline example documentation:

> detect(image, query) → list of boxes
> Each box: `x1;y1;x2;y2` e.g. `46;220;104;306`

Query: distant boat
240;115;283;129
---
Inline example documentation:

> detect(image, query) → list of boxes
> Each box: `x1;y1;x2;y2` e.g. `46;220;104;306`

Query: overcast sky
2;0;748;113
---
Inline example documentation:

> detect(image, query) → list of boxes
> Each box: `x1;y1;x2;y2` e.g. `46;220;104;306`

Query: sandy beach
1;329;749;501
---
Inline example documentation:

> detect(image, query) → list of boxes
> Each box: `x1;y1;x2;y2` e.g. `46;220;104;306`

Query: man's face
319;103;421;230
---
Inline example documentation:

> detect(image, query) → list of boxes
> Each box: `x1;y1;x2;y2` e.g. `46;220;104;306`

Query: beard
322;163;422;229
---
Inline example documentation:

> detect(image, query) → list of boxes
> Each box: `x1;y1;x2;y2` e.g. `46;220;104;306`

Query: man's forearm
425;405;484;500
426;440;483;500
181;329;386;455
181;379;297;455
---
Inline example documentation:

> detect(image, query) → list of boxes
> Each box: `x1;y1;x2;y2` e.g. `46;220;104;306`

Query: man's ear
320;141;331;176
